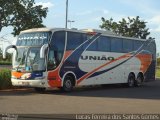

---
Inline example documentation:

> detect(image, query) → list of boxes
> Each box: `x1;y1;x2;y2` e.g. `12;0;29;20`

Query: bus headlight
11;75;17;79
21;73;31;80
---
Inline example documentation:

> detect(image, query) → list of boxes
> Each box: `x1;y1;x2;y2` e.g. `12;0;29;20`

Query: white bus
3;28;156;92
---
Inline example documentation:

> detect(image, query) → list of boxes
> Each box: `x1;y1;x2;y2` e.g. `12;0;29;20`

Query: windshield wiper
16;51;26;72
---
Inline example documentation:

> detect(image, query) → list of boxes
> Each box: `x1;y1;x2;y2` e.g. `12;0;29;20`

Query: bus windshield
16;32;50;46
13;47;46;72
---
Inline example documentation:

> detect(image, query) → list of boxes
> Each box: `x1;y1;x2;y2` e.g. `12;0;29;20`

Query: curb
156;78;160;80
0;88;33;92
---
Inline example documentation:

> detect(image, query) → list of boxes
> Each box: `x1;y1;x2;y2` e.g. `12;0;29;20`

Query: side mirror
40;44;48;58
3;45;17;59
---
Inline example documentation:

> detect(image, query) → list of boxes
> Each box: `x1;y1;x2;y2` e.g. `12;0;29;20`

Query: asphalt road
0;79;160;116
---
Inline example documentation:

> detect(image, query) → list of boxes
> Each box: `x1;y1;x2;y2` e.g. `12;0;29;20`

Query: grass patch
0;61;12;65
156;69;160;78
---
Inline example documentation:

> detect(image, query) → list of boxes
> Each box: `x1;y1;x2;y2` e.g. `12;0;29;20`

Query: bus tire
127;74;135;87
135;74;143;87
34;87;46;92
62;76;73;92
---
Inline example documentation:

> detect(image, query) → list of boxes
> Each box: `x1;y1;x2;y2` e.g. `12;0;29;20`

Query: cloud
148;15;160;32
73;9;127;29
150;15;160;24
154;27;160;32
120;0;159;15
150;26;160;32
102;9;109;15
76;9;109;16
35;2;54;8
76;11;92;16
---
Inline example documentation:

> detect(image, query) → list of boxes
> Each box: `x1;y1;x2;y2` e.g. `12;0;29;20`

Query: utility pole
65;0;68;29
65;0;69;51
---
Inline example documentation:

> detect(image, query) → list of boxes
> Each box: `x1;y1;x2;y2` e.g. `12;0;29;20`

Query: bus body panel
76;52;152;86
8;28;156;89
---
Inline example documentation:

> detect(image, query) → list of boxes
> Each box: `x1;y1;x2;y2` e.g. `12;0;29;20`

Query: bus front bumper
11;78;49;88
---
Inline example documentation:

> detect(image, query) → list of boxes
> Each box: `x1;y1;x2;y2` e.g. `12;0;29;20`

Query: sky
0;0;160;52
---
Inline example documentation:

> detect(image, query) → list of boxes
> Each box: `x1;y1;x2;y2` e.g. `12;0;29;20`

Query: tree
0;0;48;36
0;48;12;62
100;16;153;39
157;58;160;67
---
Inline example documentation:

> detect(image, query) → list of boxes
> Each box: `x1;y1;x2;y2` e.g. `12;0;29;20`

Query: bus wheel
127;74;135;87
62;76;73;92
34;87;46;92
135;74;143;87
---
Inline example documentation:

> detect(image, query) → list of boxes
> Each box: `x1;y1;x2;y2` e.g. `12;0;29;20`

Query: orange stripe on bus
12;71;24;79
63;51;73;61
136;54;152;73
47;51;73;88
48;68;62;87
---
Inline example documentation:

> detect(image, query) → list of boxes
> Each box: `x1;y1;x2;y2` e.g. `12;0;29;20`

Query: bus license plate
21;82;30;86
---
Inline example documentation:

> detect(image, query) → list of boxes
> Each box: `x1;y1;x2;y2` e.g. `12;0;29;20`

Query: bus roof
20;28;154;42
81;29;117;36
20;28;53;33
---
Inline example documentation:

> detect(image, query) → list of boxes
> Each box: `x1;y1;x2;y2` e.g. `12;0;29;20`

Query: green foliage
157;58;160;67
0;48;12;65
0;61;12;65
0;0;48;36
156;69;160;78
100;16;153;39
157;53;160;58
0;69;12;89
156;58;160;78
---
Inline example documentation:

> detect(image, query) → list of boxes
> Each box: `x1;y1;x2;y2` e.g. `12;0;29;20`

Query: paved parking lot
0;79;160;115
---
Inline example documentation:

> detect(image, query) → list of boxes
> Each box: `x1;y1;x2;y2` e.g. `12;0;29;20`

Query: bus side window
47;49;56;70
123;39;133;52
111;37;123;53
48;31;65;70
97;36;111;52
87;38;98;51
66;32;83;50
133;41;143;51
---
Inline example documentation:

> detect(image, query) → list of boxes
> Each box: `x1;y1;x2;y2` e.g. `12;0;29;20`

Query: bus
3;28;156;92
